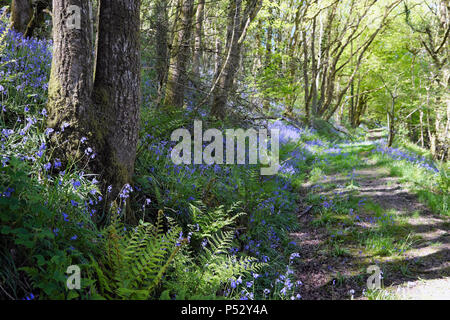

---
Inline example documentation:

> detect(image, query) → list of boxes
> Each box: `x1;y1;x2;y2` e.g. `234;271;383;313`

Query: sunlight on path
292;144;449;300
393;278;450;300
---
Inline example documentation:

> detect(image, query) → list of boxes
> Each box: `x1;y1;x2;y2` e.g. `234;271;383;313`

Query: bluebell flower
54;159;62;168
24;293;35;300
72;180;81;190
62;212;69;222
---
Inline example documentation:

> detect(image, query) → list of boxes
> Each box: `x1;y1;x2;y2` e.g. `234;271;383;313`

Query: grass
368;143;449;216
331;244;350;257
360;231;413;257
364;288;398;300
297;137;449;300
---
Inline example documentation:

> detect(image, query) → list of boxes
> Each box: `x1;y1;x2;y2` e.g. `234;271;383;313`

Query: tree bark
47;0;141;209
10;0;33;35
152;0;169;106
93;0;141;197
211;0;242;119
192;0;205;78
419;108;424;148
210;0;261;119
47;0;94;158
165;0;195;108
387;97;396;147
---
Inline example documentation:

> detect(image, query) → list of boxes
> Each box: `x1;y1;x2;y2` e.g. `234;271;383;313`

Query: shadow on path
292;160;450;300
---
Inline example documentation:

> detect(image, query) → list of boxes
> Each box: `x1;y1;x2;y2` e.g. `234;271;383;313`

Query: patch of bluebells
0;22;308;299
372;144;438;174
268;120;311;145
137;117;306;299
0;20;111;264
0;21;52;96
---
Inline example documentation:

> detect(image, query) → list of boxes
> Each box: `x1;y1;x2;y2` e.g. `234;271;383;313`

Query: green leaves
165;229;264;299
89;210;183;300
188;201;246;239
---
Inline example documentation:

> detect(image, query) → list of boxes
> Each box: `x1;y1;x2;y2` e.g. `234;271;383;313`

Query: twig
299;205;313;218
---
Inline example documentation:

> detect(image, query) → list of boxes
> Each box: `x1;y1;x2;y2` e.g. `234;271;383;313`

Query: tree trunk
152;0;169;106
47;0;94;159
388;97;395;147
263;9;272;112
47;0;141;210
93;0;141;197
211;0;261;119
302;30;310;124
10;0;33;35
213;34;222;80
419;109;424;148
211;0;241;118
165;0;195;108
192;0;205;79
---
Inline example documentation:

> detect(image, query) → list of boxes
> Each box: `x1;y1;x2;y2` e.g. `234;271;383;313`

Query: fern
166;230;265;299
199;231;264;285
89;209;183;300
188;201;246;239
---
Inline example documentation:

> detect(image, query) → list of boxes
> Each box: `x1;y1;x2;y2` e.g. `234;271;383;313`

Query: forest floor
290;141;449;300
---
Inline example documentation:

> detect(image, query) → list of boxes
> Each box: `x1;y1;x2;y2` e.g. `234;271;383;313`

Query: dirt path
291;157;450;300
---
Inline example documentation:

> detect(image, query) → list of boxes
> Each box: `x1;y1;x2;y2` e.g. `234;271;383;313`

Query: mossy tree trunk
152;0;170;107
10;0;33;34
47;0;94;157
192;0;204;80
93;0;141;198
47;0;141;211
165;0;195;109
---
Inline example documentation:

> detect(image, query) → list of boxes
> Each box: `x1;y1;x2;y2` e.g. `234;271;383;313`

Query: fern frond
90;210;183;300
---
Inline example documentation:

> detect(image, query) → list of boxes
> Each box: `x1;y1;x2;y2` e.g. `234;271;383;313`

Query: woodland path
290;145;449;300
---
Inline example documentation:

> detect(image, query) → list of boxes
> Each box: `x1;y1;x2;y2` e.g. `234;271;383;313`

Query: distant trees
47;0;141;206
288;0;401;124
405;0;449;159
140;0;447;157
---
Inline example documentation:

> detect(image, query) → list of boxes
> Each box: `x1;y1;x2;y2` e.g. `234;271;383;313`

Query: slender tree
152;0;170;106
210;0;262;119
165;0;195;108
192;0;205;78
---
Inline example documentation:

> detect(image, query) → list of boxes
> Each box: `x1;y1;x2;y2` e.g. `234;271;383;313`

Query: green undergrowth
1;31;302;299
